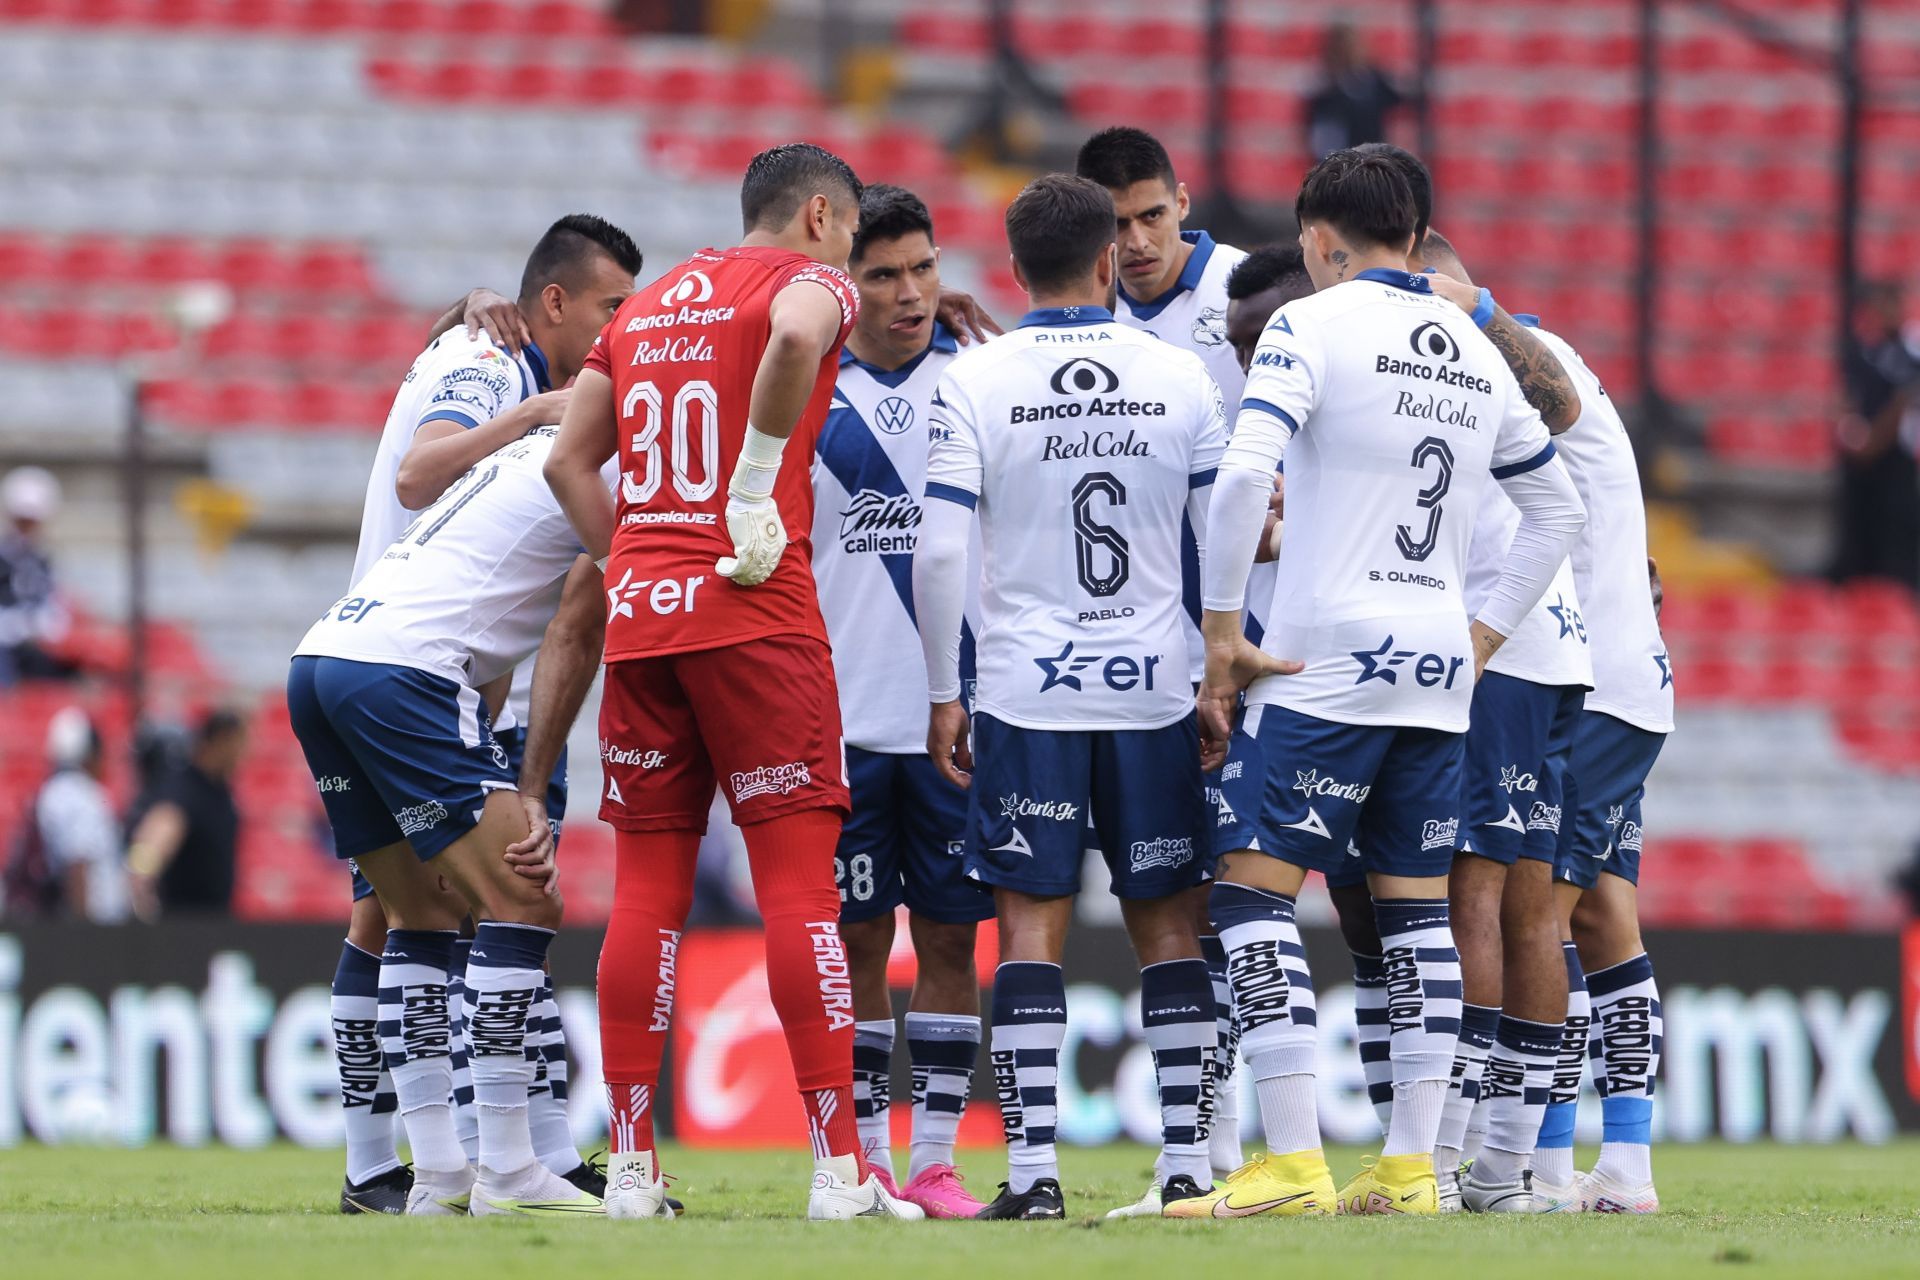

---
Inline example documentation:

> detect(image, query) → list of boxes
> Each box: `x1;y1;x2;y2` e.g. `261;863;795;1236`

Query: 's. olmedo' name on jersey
1236;269;1559;732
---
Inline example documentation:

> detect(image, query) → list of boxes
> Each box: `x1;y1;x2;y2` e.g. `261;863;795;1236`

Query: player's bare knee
346;893;389;951
1120;895;1201;966
841;913;895;972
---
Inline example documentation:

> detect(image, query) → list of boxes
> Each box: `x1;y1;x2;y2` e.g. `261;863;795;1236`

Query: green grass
3;1142;1917;1279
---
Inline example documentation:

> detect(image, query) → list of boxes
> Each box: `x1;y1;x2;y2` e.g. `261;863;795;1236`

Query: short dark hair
740;142;863;233
518;214;643;304
1353;142;1434;242
1226;245;1311;301
1075;126;1177;192
1294;149;1419;251
1005;174;1116;295
1415;227;1465;274
850;184;934;265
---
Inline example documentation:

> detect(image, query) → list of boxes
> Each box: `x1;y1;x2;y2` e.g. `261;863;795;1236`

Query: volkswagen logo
874;396;915;435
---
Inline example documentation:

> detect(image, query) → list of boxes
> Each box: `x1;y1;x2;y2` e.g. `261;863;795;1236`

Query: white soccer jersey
1231;269;1562;732
811;326;961;754
1465;491;1593;688
1528;322;1675;733
299;428;609;689
1117;230;1251;410
1118;230;1252;675
351;330;551;582
350;329;551;718
923;307;1227;732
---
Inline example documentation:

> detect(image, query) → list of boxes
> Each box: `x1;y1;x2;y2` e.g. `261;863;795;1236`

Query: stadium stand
2;0;1916;927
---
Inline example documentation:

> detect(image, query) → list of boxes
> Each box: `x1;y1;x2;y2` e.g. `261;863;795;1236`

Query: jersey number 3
1072;471;1130;597
622;379;719;505
1394;435;1455;562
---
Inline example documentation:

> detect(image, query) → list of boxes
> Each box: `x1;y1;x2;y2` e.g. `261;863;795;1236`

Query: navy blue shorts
289;655;516;868
1459;673;1587;866
349;722;569;901
837;747;991;925
966;712;1208;900
1555;710;1666;889
1214;703;1464;880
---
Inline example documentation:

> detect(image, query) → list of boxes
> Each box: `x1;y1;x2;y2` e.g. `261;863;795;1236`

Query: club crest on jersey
1191;306;1227;348
874;396;915;435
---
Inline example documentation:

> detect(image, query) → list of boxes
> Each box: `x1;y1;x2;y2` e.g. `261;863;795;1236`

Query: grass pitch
4;1141;1916;1279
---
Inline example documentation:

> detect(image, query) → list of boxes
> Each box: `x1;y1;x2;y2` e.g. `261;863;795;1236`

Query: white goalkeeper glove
715;425;788;586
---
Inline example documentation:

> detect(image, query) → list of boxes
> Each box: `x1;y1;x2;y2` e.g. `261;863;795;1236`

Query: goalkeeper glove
715;425;788;586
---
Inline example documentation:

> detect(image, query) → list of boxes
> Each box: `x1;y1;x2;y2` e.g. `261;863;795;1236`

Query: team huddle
294;127;1673;1222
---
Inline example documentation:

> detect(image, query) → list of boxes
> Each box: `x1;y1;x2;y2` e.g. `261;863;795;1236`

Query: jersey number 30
622;379;719;504
1394;435;1455;562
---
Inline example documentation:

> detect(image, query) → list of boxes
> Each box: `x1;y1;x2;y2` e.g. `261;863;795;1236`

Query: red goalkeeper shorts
598;633;850;832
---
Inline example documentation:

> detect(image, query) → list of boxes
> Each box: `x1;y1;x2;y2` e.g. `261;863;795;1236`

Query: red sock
743;808;864;1173
598;828;700;1163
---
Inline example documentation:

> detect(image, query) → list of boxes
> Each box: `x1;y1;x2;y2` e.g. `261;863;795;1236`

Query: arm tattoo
1484;311;1578;431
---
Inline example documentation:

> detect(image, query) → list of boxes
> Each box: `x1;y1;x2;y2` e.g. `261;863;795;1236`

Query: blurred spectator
1305;23;1407;158
1832;280;1920;589
0;466;74;684
126;708;245;919
3;708;128;922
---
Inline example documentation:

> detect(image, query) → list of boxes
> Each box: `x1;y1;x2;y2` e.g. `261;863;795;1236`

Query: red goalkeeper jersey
584;246;858;661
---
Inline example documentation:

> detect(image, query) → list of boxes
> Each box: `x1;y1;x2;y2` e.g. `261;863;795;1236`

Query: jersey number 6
1072;471;1130;597
622;379;719;505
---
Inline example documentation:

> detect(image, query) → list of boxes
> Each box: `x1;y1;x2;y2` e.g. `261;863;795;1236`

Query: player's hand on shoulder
462;288;529;353
935;288;1003;345
504;794;559;895
522;386;572;428
1421;270;1480;314
716;494;788;586
926;699;973;790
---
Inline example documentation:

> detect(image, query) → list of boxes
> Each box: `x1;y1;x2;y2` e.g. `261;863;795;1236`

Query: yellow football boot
1162;1151;1337;1219
1336;1153;1439;1215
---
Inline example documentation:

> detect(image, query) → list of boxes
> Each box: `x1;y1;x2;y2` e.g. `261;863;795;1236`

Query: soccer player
1175;150;1584;1218
1224;247;1314;376
811;184;992;1218
1075;124;1253;1192
330;215;640;1213
1410;229;1591;1212
1532;313;1675;1216
915;173;1226;1220
1315;142;1588;1198
292;423;616;1217
542;142;919;1221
